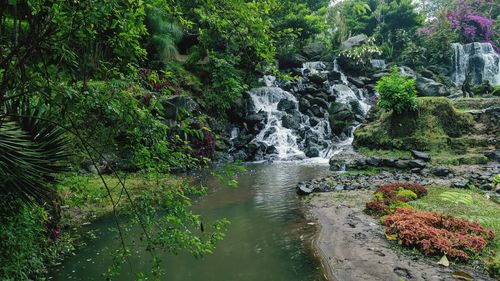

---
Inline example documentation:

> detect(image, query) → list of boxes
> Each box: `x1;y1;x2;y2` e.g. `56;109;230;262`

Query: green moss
388;201;413;212
354;97;474;152
396;188;417;200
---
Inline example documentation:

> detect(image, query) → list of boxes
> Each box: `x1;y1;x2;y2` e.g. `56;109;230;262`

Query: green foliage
354;97;474;152
439;191;473;205
396;188;418;201
144;2;183;63
340;37;382;68
327;0;423;52
0;196;49;281
202;52;247;113
0;103;69;204
375;67;418;114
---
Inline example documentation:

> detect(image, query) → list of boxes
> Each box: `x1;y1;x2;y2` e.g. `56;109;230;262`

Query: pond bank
306;190;494;281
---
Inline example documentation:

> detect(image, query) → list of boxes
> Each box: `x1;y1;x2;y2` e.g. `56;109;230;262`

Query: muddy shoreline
304;189;493;281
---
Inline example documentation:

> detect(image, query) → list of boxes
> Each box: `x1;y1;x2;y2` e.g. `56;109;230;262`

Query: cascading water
451;42;500;86
247;87;305;160
230;59;374;162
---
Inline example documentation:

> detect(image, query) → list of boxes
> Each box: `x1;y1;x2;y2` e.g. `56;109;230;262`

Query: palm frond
0;104;70;204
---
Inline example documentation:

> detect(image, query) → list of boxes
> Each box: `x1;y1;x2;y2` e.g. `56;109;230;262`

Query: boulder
278;53;307;69
162;96;199;119
296;183;314;195
305;147;320;158
277;99;296;112
328;102;356;134
340;34;368;50
416;76;450;97
433;166;451;177
408;160;427;169
308;72;328;84
302;42;326;60
282;114;301;130
395;160;410;169
299;99;311;113
366;157;382;167
411;150;431;162
348;77;365;88
309;97;329;109
328;70;343;82
329;158;346;171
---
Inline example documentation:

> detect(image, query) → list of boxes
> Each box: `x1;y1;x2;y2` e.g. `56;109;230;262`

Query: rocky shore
299;158;499;281
306;190;494;281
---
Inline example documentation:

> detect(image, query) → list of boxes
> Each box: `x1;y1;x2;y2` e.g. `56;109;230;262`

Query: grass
410;186;500;276
55;173;185;225
357;147;489;165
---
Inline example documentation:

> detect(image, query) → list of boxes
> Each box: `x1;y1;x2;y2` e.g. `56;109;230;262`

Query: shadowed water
51;162;331;281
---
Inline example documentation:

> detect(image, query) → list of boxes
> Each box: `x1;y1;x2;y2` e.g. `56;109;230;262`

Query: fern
439;191;473;206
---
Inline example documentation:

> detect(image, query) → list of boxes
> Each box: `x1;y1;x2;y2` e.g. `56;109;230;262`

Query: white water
241;60;373;162
248;87;305;160
451;42;500;86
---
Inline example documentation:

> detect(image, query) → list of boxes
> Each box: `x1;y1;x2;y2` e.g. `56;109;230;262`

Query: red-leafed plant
384;208;495;261
365;182;427;216
376;182;427;198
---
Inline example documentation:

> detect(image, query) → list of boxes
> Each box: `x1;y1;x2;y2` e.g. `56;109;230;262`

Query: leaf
437;255;449;267
452;271;474;281
385;233;398;241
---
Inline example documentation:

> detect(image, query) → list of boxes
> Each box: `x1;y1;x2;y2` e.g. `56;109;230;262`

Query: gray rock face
302;42;326;60
282;114;301;130
341;34;368;50
305;147;320;158
296;182;314;195
416;77;450;97
433;166;451;177
245;111;268;124
408;160;427;169
277;99;296;112
411;150;431;162
162;96;199;119
308;72;328;84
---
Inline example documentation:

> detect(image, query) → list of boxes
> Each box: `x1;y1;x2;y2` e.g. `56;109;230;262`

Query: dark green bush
0;200;48;281
375;66;418;114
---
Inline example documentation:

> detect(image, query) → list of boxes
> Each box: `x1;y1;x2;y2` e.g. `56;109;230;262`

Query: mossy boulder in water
353;97;473;151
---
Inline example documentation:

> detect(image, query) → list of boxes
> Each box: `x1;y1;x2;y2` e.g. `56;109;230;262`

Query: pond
51;162;331;281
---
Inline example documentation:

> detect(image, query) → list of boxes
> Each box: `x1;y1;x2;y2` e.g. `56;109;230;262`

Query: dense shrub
377;182;428;198
366;182;427;216
0;199;49;280
375;67;418;114
384;208;495;261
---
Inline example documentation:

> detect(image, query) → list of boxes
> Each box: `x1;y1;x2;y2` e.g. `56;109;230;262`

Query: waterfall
231;59;374;162
247;87;305;160
451;42;500;86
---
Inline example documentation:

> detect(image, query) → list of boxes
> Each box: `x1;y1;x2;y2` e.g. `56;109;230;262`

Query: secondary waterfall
451;42;500;86
230;60;375;162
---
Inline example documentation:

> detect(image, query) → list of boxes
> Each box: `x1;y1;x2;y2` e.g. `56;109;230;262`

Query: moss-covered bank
353;97;499;165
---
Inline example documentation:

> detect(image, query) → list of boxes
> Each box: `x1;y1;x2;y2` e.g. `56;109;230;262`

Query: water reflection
52;163;331;281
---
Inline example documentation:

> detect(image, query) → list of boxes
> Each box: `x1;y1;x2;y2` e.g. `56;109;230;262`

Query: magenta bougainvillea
446;2;498;52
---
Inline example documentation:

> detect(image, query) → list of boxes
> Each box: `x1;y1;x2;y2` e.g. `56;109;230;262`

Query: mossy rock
354;97;474;151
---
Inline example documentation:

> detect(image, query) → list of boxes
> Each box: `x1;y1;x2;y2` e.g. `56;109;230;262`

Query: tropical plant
375;66;418;114
0;104;69;204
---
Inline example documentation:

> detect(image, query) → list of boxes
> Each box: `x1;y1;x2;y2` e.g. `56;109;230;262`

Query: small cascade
229;59;375;162
247;87;305;160
333;59;349;84
451;42;500;86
